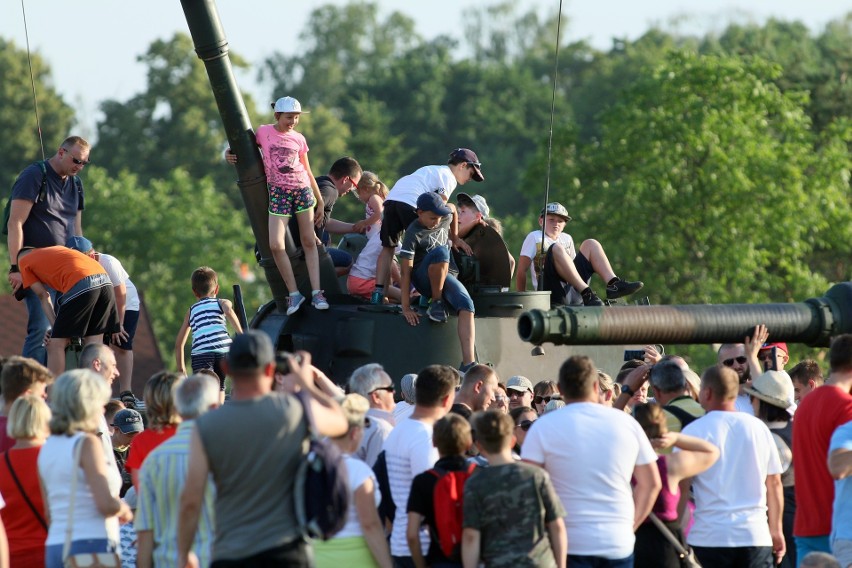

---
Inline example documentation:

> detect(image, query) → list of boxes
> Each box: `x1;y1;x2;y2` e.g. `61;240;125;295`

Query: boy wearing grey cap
517;202;643;307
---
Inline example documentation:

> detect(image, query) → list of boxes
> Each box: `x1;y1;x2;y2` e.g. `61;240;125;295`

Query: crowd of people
2;106;852;568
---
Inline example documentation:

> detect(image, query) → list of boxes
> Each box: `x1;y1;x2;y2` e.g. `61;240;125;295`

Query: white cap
457;193;490;219
271;96;309;113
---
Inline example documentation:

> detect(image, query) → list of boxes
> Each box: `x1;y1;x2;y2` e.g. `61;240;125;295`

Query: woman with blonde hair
0;395;51;567
313;394;392;568
597;370;616;406
38;370;132;567
125;371;183;489
632;402;719;568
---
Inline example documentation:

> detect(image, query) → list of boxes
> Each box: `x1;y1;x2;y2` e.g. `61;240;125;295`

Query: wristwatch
8;264;18;274
621;384;635;397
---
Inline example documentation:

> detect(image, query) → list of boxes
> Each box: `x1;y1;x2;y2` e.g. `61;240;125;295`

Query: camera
623;345;665;362
275;351;303;375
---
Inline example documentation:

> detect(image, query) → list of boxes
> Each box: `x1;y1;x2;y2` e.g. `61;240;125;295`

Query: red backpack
428;463;477;561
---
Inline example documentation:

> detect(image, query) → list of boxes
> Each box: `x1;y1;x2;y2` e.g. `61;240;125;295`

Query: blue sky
2;0;848;134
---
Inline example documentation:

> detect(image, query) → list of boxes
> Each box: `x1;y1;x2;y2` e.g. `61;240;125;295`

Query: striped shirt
135;421;215;568
189;297;232;355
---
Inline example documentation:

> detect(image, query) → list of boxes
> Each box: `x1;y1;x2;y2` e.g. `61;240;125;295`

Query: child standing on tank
257;96;328;314
372;148;484;304
175;266;243;403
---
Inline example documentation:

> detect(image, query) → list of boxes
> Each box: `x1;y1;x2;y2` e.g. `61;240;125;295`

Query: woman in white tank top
38;369;132;568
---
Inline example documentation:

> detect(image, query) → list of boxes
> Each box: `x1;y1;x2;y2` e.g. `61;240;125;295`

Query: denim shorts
411;247;475;313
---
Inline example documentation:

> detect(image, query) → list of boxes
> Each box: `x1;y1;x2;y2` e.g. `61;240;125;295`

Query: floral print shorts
268;185;316;217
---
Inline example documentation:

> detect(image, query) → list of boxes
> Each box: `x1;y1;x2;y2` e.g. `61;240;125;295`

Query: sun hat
743;370;793;409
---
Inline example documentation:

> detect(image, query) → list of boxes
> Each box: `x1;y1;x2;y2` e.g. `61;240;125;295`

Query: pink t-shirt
255;124;310;189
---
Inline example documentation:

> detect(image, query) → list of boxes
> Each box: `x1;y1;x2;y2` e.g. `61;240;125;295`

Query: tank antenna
537;0;564;290
20;0;46;161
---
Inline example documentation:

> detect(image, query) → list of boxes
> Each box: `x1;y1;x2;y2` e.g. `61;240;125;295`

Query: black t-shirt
288;175;338;248
407;455;470;564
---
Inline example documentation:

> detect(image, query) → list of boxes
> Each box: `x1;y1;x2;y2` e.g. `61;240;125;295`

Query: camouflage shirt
463;462;565;568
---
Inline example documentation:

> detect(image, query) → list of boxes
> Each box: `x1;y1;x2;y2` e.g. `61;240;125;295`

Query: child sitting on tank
516;202;643;306
398;192;477;374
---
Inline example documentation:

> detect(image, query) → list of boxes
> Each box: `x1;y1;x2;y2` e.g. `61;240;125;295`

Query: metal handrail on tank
518;282;852;347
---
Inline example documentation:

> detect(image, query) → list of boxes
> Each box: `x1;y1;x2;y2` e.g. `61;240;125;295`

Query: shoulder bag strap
3;451;47;530
63;435;84;562
647;512;689;557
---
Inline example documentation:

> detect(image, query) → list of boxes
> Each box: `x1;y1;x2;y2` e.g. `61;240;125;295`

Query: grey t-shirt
195;392;307;561
398;215;452;270
11;161;84;248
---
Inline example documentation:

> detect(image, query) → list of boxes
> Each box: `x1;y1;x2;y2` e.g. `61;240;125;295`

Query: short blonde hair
7;394;51;439
143;372;183;429
49;370;110;435
339;393;370;433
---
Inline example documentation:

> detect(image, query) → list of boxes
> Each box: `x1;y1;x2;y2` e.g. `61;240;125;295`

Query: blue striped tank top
189;297;232;354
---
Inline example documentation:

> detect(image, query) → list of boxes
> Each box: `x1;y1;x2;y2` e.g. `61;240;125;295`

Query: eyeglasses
494;395;508;404
369;384;395;394
347;176;359;189
508;390;527;399
516;419;536;431
64;150;90;166
722;356;748;367
534;395;556;405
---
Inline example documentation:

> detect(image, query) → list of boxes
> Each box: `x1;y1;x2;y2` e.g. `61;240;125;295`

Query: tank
519;282;852;347
178;0;624;381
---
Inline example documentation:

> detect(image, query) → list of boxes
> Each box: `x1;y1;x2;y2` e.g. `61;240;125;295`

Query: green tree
80;167;269;361
0;38;74;186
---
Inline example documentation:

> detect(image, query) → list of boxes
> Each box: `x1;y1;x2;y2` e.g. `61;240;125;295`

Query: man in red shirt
17;246;119;376
792;334;852;565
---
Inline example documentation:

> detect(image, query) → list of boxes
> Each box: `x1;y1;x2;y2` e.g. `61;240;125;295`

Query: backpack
3;161;82;235
372;450;396;527
292;392;350;540
664;404;699;430
428;463;477;561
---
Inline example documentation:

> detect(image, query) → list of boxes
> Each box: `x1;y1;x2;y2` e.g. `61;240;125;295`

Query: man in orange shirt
17;246;120;376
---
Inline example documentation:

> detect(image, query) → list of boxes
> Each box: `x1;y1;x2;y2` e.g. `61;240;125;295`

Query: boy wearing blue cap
399;192;476;373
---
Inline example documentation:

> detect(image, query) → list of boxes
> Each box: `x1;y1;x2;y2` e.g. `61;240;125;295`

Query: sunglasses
534;395;557;405
722;356;748;367
508;390;528;398
369;384;395;394
516;419;536;431
64;150;90;166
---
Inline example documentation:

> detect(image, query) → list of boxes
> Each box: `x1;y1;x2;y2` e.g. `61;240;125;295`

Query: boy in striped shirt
175;267;242;402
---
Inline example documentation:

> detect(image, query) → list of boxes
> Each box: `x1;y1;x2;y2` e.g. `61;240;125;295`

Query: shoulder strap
647;512;689;556
665;404;698;428
36;161;48;202
63;435;84;562
3;451;47;530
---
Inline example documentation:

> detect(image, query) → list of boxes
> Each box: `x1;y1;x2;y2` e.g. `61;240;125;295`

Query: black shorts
52;285;118;339
542;246;594;305
107;309;140;351
379;200;417;247
191;352;227;391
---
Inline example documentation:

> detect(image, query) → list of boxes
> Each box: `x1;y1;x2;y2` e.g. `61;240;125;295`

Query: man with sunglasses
7;136;90;364
718;342;756;415
348;363;396;467
506;375;535;411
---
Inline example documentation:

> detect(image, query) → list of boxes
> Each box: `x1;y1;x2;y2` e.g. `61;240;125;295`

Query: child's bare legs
578;239;616;283
269;215;299;293
549;244;590;291
428;261;449;301
46;338;69;377
112;346;133;393
374;246;395;299
458;310;475;366
294;209;321;292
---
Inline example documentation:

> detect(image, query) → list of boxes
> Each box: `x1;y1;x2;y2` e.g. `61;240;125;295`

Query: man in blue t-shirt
6;136;89;363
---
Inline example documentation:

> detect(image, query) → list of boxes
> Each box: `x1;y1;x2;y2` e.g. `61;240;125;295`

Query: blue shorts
411;247;475;314
107;308;139;350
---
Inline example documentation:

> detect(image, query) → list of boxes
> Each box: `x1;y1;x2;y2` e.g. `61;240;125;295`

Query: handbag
647;512;702;568
63;436;122;568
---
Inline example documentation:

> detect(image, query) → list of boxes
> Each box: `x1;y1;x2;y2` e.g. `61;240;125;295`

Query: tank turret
518;282;852;347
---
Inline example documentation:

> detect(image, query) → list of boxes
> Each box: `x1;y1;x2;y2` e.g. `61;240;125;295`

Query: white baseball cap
271;96;309;114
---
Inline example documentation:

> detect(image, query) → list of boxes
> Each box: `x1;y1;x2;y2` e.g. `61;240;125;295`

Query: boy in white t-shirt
372;148;484;304
516;202;643;306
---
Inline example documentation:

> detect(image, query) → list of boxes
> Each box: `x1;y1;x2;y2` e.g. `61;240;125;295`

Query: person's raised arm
178;428;209;568
461;527;481;568
765;473;785;565
613;364;652;411
286;351;347;438
745;324;769;378
174;310;191;376
631;461;662;530
515;255;531;292
657;433;719;485
829;446;852;479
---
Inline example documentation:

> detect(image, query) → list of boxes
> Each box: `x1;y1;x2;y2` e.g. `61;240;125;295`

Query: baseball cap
743;370;793;409
416;192;453;216
506;375;534;393
271;96;309;114
456;193;490;219
540;202;572;222
759;342;788;356
227;330;275;372
65;236;94;253
448;148;484;182
112;408;144;434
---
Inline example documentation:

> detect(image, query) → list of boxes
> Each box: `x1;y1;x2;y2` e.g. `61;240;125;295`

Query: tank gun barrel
518;282;852;347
